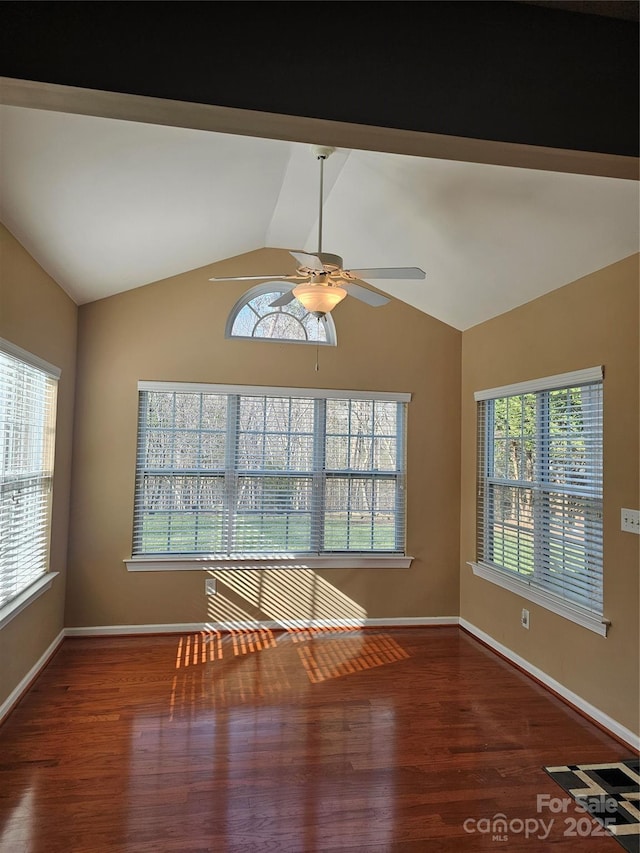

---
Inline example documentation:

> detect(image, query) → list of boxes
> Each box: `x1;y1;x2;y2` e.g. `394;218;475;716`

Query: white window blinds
133;383;409;557
475;367;603;614
0;340;59;609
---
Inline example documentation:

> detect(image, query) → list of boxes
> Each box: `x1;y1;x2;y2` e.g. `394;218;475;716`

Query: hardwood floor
0;626;636;852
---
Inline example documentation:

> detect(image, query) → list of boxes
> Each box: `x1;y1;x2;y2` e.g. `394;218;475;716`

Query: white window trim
137;381;411;402
125;554;414;571
468;561;609;636
474;365;603;402
0;337;61;380
0;572;59;630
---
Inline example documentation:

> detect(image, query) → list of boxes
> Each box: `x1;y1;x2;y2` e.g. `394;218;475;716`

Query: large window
0;339;59;614
473;367;605;633
132;382;409;561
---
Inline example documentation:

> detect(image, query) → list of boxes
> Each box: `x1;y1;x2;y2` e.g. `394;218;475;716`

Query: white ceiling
0;103;638;331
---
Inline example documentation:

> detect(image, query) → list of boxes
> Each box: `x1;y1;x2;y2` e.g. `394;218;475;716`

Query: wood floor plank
0;627;636;852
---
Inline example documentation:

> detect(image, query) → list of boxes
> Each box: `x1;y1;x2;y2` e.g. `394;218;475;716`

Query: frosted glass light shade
292;283;347;317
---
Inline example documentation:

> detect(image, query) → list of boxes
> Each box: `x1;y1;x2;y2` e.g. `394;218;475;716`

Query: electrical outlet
621;508;640;534
521;608;530;629
205;578;217;595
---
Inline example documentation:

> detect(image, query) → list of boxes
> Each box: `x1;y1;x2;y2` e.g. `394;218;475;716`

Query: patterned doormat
544;758;639;853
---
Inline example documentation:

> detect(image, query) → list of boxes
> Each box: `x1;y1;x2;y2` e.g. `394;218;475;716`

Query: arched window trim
225;282;337;346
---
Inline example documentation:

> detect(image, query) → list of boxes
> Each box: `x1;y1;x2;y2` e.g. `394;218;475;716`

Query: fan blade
343;282;391;307
347;267;426;280
290;251;323;271
269;290;296;307
208;273;303;282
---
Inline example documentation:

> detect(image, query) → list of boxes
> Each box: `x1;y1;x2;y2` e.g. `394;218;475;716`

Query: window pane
326;399;350;434
373;401;397;435
134;475;225;553
200;433;226;468
254;313;307;340
326;435;348;469
350;400;373;434
237;396;314;472
238;396;265;432
492;438;508;479
173;430;200;468
234;476;313;551
201;394;228;430
231;304;257;337
326;399;382;472
144;392;175;428
488;483;535;575
492;394;536;482
324;477;397;551
173;393;200;428
373;437;397;471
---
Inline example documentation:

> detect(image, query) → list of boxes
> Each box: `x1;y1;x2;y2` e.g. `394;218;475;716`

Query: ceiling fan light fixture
292;282;347;317
208;143;425;309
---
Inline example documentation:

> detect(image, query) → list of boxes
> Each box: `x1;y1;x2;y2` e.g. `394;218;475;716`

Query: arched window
226;283;337;346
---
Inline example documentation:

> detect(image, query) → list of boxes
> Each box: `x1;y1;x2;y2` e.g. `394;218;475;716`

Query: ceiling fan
208;145;426;317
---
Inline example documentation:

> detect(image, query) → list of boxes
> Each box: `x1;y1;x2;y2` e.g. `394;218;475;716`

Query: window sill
125;554;414;572
468;562;609;637
0;573;59;630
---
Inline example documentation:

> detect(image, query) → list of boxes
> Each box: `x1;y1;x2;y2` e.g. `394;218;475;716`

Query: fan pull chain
315;318;321;371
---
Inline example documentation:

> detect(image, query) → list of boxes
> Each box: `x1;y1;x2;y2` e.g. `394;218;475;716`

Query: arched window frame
225;283;337;346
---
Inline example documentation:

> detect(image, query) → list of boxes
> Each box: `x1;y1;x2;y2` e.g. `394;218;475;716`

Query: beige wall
65;248;462;628
460;253;640;735
3;224;637;740
0;224;77;709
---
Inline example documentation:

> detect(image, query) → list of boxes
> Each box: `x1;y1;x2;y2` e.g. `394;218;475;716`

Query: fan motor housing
315;252;343;270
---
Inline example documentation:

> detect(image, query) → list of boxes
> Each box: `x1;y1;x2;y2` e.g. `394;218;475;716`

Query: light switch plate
621;508;640;534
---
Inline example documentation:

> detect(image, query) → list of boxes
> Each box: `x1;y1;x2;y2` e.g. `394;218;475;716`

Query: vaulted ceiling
1;2;638;331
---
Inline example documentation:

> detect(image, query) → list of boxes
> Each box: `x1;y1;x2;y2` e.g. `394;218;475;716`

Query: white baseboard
363;617;459;627
64;622;208;636
64;616;459;636
0;629;64;724
460;618;640;753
